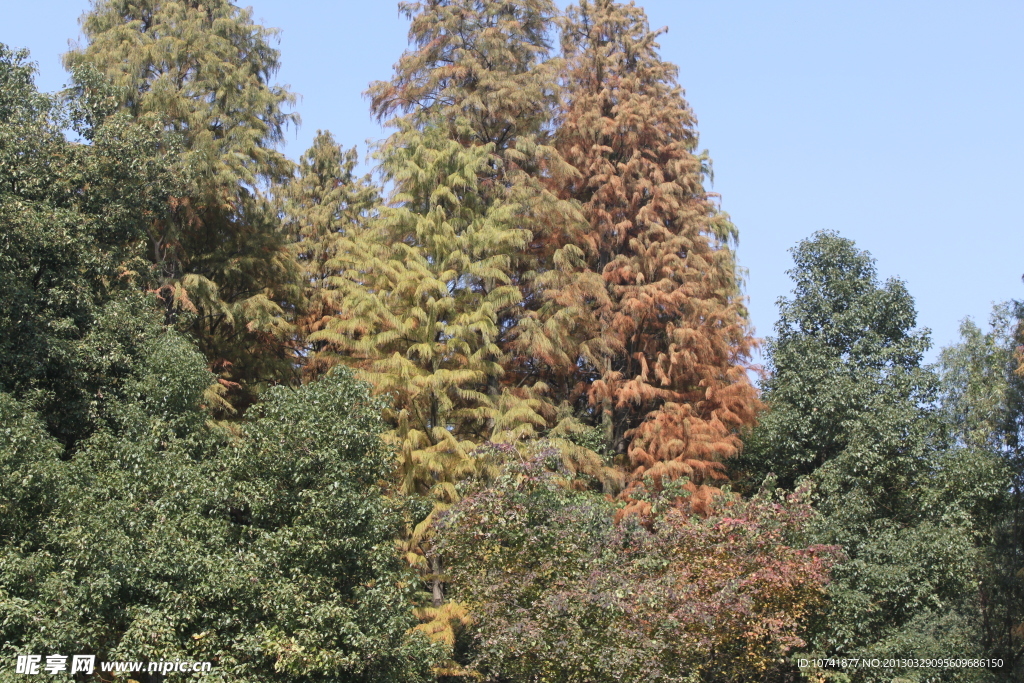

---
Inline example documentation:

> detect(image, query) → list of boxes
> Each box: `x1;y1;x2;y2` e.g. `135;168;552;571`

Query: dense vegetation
1;1;1021;681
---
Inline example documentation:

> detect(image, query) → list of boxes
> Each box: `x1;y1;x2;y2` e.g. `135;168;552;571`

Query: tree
434;451;836;682
0;50;438;674
548;0;760;515
0;44;180;449
368;0;560;174
745;231;1007;681
319;1;599;610
314;124;519;514
0;319;440;681
280;130;379;380
304;123;617;611
937;307;1024;679
366;0;586;438
64;0;302;411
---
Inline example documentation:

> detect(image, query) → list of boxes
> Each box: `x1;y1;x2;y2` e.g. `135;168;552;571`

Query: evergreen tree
746;232;1006;681
0;319;440;681
64;0;302;411
0;44;181;448
938;308;1024;679
549;0;760;515
280;130;379;379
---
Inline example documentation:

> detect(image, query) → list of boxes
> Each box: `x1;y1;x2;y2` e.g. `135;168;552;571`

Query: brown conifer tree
552;0;761;515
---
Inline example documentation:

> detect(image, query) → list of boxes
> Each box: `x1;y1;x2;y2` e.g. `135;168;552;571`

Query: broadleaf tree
937;306;1024;679
435;451;837;682
744;231;1008;681
0;328;441;682
0;44;180;449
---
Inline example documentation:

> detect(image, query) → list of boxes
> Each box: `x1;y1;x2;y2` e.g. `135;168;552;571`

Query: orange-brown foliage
548;0;761;516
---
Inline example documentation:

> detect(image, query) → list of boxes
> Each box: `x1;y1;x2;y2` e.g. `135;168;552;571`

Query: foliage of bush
435;454;837;682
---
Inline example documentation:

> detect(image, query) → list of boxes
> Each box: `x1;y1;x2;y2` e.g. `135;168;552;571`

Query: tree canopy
1;2;1022;681
550;0;759;516
744;231;1011;681
65;0;302;411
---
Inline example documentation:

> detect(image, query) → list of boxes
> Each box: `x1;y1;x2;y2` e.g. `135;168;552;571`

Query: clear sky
5;1;1023;363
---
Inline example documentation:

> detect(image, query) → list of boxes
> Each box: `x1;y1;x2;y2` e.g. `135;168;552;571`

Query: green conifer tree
367;0;585;437
280;131;379;380
64;0;301;411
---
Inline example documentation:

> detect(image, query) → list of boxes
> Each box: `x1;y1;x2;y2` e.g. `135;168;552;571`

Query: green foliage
0;49;440;675
435;451;836;682
937;308;1024;678
0;330;440;681
9;3;1024;680
0;394;62;549
745;231;1008;682
0;45;180;448
939;307;1024;456
65;0;303;409
742;231;932;490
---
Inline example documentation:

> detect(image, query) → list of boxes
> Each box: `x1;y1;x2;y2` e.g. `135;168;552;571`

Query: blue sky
5;1;1024;363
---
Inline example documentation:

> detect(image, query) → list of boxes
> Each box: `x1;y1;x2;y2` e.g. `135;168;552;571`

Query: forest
0;1;1021;682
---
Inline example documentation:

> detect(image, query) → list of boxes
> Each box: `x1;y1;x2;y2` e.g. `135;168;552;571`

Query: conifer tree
311;125;547;607
550;0;760;514
315;124;517;501
318;108;620;635
312;122;625;640
368;0;559;170
64;0;301;410
329;2;615;571
280;131;379;379
367;0;586;436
